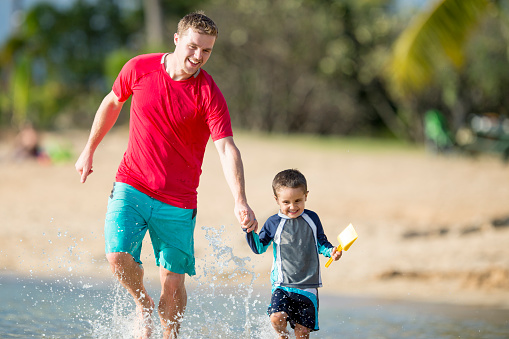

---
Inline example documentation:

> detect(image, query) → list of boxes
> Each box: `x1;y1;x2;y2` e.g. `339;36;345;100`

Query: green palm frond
389;0;491;96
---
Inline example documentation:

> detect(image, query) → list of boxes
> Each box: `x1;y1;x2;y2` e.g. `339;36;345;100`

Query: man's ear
174;33;179;45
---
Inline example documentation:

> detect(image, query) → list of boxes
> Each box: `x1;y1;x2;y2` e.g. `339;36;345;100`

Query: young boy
245;169;342;338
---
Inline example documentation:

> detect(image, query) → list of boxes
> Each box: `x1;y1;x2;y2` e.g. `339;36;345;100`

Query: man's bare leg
106;252;155;339
270;312;290;339
158;267;187;339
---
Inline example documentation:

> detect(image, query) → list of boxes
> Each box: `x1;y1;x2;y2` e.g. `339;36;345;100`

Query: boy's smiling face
274;186;308;219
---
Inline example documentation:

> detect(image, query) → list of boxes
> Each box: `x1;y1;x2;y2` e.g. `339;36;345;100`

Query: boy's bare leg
158;267;187;339
294;324;311;339
270;312;290;339
106;252;155;339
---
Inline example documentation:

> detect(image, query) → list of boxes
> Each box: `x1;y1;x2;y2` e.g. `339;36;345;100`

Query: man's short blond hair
177;11;218;37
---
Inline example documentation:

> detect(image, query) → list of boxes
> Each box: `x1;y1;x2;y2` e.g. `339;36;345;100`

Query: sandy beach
1;128;508;310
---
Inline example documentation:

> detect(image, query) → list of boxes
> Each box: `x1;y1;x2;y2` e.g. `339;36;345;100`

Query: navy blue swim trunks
268;287;319;331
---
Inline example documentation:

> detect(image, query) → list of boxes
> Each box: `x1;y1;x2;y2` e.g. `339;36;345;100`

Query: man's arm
75;90;124;183
214;136;258;233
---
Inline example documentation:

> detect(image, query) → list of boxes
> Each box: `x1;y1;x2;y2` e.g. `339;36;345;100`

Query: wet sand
1;128;508;309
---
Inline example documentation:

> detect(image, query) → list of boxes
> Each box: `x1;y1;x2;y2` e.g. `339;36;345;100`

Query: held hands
331;247;343;262
236;205;258;233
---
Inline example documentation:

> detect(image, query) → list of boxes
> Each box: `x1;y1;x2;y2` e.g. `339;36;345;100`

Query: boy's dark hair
272;169;307;196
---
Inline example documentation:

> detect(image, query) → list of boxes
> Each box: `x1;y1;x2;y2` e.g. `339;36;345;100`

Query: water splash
88;282;140;338
178;225;272;338
87;225;273;338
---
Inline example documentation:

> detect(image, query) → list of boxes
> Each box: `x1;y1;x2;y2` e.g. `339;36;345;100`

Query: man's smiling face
173;28;216;78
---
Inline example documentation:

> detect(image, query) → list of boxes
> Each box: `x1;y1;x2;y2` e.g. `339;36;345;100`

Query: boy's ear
274;195;278;203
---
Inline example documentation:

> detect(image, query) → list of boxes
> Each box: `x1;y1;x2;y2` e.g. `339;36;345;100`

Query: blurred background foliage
0;0;508;143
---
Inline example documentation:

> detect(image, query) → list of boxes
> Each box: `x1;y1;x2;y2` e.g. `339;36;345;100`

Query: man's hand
236;205;258;233
75;149;94;183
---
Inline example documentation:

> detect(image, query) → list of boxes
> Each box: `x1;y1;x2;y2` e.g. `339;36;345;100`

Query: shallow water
2;226;508;338
1;273;508;339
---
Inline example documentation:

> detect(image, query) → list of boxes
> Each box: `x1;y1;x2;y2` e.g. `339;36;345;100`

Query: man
75;12;257;338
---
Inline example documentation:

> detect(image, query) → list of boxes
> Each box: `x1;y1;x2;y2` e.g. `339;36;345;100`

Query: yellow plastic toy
325;224;358;268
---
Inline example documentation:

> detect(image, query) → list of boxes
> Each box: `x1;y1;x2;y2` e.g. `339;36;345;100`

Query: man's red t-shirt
112;53;233;209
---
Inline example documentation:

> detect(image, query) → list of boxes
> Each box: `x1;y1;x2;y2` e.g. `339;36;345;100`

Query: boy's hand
331;247;343;261
236;206;258;233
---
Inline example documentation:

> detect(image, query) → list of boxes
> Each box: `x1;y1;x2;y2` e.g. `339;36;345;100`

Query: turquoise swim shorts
104;182;197;276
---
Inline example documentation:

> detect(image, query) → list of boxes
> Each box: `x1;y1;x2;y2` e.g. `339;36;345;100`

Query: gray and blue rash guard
246;209;334;289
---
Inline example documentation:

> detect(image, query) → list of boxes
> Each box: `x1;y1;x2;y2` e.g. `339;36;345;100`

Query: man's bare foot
135;292;155;339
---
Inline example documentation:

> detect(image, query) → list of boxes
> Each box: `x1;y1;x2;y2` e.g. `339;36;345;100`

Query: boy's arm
318;238;334;257
318;229;342;261
245;218;276;254
309;211;335;257
245;231;270;254
306;210;343;262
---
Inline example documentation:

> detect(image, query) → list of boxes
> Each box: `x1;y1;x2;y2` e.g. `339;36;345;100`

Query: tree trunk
143;0;165;48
